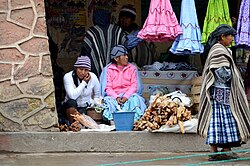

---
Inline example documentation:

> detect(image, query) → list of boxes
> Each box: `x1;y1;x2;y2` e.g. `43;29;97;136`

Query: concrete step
0;131;249;153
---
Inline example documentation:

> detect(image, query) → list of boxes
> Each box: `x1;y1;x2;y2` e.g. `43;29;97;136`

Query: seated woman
100;45;146;123
62;55;101;124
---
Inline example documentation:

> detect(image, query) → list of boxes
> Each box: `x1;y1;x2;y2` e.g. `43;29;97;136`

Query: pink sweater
105;63;138;99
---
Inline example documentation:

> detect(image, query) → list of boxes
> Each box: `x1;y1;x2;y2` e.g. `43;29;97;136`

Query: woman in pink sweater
101;45;146;123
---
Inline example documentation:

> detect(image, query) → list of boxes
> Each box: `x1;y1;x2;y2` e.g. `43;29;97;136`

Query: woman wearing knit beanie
62;56;101;125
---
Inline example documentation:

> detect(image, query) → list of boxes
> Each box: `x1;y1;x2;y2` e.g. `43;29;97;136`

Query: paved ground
1;151;250;166
1;132;250;165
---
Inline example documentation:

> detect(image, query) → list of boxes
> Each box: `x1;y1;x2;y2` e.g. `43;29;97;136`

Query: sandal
226;152;239;159
208;155;218;161
219;154;235;160
208;154;232;161
221;149;239;159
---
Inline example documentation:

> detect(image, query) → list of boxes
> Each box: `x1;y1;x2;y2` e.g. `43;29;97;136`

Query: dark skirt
206;99;241;148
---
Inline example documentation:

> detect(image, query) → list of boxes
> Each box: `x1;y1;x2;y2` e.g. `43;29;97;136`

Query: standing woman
198;24;250;161
62;56;101;124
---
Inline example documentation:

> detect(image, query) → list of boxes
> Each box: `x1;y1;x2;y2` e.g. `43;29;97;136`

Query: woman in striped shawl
198;24;250;161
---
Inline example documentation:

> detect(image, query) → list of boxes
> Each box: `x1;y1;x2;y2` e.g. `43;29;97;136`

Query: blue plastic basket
112;112;135;131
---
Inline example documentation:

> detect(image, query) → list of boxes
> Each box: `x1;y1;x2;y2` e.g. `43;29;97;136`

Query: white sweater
63;71;101;107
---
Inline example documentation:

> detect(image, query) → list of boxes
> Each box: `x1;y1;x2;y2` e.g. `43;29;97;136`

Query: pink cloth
105;63;138;99
137;0;183;42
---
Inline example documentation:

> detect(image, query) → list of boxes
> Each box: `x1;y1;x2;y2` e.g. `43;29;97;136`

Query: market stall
45;0;246;134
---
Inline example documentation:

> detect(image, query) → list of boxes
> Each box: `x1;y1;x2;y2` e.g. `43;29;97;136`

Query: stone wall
0;0;58;131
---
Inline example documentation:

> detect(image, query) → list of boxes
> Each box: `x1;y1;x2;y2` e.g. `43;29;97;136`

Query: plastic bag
166;90;193;107
152;119;198;133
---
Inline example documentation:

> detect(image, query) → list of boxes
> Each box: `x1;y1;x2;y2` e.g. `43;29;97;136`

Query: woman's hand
120;97;128;104
116;97;122;105
116;97;128;105
83;73;91;83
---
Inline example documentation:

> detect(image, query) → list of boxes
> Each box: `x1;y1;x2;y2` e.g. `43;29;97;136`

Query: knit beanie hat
74;56;91;70
119;4;136;21
110;45;128;59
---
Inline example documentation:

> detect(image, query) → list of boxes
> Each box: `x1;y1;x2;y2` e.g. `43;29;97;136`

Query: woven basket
191;103;199;114
191;95;200;104
188;77;202;115
190;76;202;106
191;86;201;95
191;76;203;86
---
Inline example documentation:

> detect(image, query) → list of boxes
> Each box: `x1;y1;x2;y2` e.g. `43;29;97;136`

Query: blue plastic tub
112;112;135;131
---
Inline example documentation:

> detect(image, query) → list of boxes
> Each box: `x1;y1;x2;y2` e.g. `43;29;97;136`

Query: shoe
208;154;232;161
227;152;239;159
220;154;235;160
221;149;239;159
208;155;218;161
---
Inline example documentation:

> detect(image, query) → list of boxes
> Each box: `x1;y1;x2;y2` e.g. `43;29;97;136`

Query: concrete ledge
0;132;249;153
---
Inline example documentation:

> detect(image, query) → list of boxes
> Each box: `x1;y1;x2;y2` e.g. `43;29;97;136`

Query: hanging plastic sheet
201;0;232;44
170;0;204;55
137;0;182;42
235;0;250;47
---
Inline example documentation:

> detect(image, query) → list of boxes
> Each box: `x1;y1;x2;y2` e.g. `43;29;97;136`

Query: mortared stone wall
0;0;58;131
